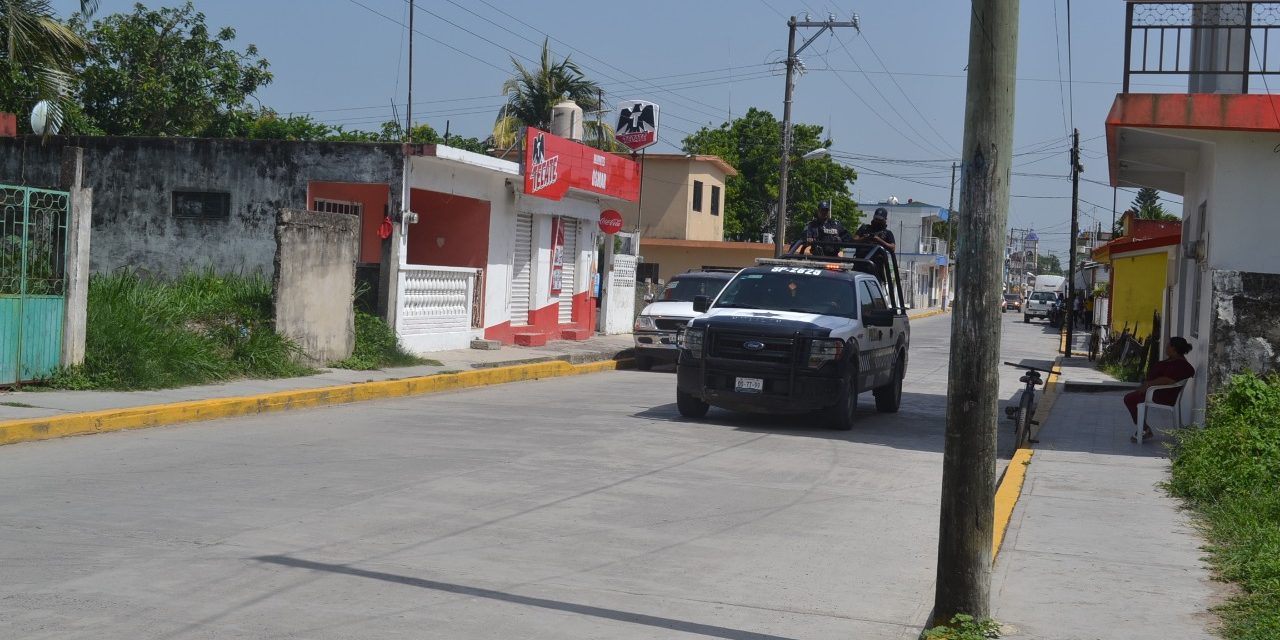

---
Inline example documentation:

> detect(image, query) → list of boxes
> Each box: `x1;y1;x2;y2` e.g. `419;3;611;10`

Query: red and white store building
385;128;640;352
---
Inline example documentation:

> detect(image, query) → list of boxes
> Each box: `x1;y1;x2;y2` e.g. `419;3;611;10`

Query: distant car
633;269;737;370
1024;291;1059;323
1003;294;1022;313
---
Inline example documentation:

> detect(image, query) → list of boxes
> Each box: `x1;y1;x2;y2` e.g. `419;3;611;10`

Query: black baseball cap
874;207;889;220
818;200;831;211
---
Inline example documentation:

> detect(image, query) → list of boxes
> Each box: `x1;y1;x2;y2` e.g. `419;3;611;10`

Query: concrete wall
639;241;772;283
0;135;403;278
273;208;358;365
1208;270;1280;390
1109;249;1170;338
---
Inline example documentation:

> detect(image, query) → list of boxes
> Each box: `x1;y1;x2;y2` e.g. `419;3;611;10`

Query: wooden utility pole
775;15;861;257
1065;128;1081;356
934;0;1019;624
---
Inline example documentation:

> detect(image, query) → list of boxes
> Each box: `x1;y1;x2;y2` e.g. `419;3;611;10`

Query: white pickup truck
1023;290;1060;323
675;241;910;431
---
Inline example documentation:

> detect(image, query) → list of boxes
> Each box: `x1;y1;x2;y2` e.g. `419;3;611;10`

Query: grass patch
1167;373;1280;639
328;310;439;370
1101;360;1145;383
41;271;313;390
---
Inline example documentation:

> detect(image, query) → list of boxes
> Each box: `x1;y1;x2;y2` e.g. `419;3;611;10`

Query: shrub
328;310;436;370
922;614;1001;640
1168;373;1280;639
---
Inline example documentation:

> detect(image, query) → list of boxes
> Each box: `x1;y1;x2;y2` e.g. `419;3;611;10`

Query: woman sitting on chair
1124;336;1195;441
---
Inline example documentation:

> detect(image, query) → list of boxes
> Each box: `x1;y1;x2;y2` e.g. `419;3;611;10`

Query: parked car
1023;291;1059;323
1003;294;1022;313
633;269;737;370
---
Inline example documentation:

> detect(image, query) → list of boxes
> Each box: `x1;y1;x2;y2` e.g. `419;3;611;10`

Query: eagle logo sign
614;100;659;151
531;133;546;165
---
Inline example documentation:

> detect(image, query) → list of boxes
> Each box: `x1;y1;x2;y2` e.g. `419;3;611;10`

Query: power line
1050;0;1070;136
857;31;957;155
344;0;506;73
831;33;953;157
1066;0;1075;132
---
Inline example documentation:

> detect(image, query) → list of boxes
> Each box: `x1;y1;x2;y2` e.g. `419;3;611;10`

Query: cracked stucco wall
1209;269;1280;390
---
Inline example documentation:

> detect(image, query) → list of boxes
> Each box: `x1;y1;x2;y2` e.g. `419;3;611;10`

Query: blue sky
55;0;1186;257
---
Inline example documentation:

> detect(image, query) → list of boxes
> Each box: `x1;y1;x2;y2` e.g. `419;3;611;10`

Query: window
172;191;230;222
313;198;363;217
711;185;721;216
660;276;730;302
863;281;888;311
692;180;704;212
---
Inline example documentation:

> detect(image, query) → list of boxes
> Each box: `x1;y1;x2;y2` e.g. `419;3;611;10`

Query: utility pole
934;0;1019;626
775;14;860;257
406;0;414;141
1065;128;1082;356
947;162;957;308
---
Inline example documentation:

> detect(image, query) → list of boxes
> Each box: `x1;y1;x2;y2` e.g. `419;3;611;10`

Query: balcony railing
1124;1;1280;93
919;238;948;256
396;265;481;336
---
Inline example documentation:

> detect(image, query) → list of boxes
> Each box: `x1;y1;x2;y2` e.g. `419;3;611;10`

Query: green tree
491;38;616;150
1037;253;1063;275
0;0;98;132
682;107;860;242
72;2;272;137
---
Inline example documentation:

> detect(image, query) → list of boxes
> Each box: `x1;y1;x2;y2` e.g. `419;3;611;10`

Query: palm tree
1;0;97;131
492;39;617;151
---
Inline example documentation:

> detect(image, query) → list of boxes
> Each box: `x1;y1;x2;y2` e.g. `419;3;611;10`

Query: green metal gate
0;185;70;385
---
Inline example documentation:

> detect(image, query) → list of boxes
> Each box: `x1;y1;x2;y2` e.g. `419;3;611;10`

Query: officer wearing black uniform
855;207;897;252
801;200;853;256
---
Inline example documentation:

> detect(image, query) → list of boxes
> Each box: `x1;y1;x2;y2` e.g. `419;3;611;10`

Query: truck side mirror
643;293;654;303
864;309;894;327
693;295;710;313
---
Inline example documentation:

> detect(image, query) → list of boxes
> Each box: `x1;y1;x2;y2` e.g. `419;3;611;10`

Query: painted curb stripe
991;356;1062;561
0;359;621;447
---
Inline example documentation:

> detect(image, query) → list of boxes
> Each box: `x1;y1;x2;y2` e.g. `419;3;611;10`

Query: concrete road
0;314;1057;640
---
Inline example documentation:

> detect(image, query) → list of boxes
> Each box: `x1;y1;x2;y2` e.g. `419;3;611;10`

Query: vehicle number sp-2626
770;266;822;276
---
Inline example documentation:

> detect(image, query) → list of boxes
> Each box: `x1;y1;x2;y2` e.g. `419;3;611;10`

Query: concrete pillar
59;147;92;367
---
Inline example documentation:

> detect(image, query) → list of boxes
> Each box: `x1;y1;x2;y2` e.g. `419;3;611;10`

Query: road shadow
254;555;800;640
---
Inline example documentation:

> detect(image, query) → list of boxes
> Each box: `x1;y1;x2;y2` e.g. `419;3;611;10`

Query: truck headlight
634;315;656;331
679;328;705;357
807;338;844;368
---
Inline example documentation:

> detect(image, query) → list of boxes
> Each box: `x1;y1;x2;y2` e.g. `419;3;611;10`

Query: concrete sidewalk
0;335;636;422
992;358;1220;639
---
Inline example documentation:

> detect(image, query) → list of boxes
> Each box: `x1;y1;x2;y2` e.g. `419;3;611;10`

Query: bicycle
1003;361;1060;450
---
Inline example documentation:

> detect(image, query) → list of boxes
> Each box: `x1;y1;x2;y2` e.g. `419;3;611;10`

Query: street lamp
800;147;830;160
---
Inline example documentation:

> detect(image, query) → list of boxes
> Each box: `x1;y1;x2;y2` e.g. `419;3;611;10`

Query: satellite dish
30;100;62;135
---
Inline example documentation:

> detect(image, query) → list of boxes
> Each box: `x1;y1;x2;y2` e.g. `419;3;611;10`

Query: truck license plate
735;377;764;393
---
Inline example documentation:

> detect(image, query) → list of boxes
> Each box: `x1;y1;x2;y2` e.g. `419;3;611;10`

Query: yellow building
1092;216;1182;338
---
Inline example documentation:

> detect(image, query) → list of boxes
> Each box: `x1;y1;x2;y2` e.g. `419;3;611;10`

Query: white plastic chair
1134;378;1190;443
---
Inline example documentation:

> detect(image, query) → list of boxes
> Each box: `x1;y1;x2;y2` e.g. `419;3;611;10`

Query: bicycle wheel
1014;391;1034;450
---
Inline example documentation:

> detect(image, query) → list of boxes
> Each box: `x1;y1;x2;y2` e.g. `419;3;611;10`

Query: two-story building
1106;0;1280;421
613;154;771;284
876;199;951;310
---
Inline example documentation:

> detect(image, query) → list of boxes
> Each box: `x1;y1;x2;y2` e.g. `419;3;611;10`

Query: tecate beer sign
614;100;659;151
523;127;640;202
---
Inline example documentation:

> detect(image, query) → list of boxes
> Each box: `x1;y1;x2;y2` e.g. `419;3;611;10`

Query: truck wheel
826;370;859;431
1023;314;1031;324
875;356;904;413
635;354;654;371
676;389;710;419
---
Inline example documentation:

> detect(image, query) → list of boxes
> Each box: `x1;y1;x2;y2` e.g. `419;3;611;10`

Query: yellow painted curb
992;448;1033;560
0;359;623;448
991;356;1062;561
908;308;949;320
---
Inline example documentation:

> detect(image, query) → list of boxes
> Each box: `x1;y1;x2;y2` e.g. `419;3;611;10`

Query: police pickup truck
675;240;911;430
